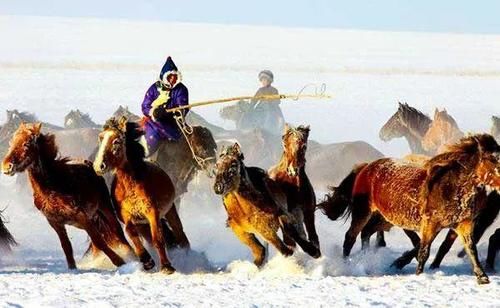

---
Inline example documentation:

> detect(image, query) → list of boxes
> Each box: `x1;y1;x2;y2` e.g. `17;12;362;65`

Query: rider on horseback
140;56;189;157
242;70;285;135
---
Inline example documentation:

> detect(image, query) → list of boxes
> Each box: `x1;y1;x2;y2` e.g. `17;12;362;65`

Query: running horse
213;143;320;266
421;108;463;154
341;134;500;284
379;102;432;155
268;124;320;251
2;123;130;269
93;117;178;273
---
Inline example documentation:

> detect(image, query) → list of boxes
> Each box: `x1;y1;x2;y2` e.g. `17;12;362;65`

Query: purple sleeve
141;84;159;117
172;84;189;116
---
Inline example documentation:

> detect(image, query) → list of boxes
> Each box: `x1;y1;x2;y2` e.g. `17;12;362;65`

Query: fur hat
258;70;274;82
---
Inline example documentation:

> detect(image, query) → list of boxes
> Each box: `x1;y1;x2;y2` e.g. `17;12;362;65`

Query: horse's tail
317;163;368;221
0;212;17;252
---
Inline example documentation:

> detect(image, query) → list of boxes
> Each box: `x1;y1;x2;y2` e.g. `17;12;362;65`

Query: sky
0;0;499;34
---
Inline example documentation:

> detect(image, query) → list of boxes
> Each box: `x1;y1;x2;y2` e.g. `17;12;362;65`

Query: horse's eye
112;139;121;145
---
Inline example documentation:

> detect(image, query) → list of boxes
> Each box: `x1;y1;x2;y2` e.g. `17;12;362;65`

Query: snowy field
1;15;500;307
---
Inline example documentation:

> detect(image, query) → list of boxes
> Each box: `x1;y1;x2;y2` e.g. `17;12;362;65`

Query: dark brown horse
213;143;320;266
93;117;178;273
379;102;432;155
342;134;500;284
268;124;320;251
2;123;129;269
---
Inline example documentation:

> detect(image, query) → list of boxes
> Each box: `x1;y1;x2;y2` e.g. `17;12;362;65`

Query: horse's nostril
100;162;106;171
214;183;223;194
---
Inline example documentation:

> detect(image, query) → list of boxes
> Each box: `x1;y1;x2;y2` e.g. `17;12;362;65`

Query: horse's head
422;108;463;153
281;123;309;177
187;126;218;177
93;117;128;176
113;105;141;122
473;135;500;193
219;100;246;122
214;143;244;195
492;116;500;140
64;109;97;129
2;122;43;176
379;102;408;141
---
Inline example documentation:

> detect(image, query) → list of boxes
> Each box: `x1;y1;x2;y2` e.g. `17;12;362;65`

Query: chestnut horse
93;117;177;274
421;108;463;154
1;123;129;269
268;124;320;251
213;143;320;266
320;162;500;270
342;134;500;284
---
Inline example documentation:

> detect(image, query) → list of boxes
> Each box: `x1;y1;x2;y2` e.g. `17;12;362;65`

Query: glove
150;89;170;121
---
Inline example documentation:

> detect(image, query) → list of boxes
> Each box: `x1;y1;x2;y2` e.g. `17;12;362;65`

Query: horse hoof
161;265;176;275
143;259;156;271
477;276;490;285
415;268;423;275
283;248;294;257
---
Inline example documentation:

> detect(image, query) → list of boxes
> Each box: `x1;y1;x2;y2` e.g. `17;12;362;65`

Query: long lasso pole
165;83;332;113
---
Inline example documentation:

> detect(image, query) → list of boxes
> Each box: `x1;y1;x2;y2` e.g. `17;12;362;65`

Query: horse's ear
232;142;244;160
118;116;128;132
33;122;42;134
283;123;290;134
433;108;440;118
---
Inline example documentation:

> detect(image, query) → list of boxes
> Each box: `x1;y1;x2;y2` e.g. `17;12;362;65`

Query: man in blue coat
140;57;189;156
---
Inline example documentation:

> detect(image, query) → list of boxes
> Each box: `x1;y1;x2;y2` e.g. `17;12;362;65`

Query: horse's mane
6;110;37;124
424;134;500;190
398;103;432;135
37;132;70;165
192;126;218;154
104;118;146;171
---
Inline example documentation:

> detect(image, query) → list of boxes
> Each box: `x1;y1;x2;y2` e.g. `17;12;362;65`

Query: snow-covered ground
0;15;500;307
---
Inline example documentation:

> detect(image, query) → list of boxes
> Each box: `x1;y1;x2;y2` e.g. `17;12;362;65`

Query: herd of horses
0;102;499;285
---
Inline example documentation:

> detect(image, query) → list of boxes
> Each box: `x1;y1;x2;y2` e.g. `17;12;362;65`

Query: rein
174;111;215;177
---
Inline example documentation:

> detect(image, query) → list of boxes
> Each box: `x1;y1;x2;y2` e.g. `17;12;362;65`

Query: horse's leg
430;229;458;269
84;221;126;267
343;194;372;257
161;219;178;248
98;207;131;249
455;219;489;284
124;221;155;270
416;219;439;275
147;210;175;274
376;232;387;248
391;230;420;269
458;201;500;258
231;224;267;266
486;228;500;272
360;215;384;250
282;230;297;249
48;221;76;269
260;227;293;259
278;213;320;258
164;204;190;249
303;209;320;248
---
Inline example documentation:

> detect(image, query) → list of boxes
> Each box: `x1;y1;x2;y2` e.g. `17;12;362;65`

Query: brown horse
93;117;177;273
268;124;320;251
379;102;432;155
213;143;320;266
320;162;500;270
342;134;500;284
1;123;129;270
422;108;463;154
317;163;420;257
